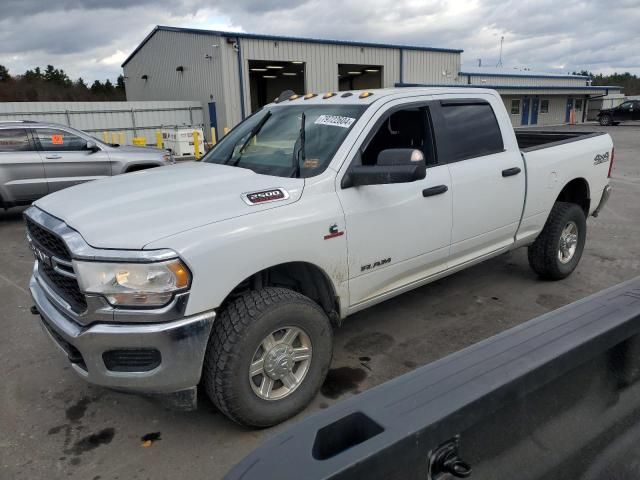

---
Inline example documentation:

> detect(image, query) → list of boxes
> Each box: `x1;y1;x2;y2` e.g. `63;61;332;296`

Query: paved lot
1;124;638;480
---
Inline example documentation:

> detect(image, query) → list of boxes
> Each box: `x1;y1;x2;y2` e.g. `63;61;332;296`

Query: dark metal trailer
226;277;640;479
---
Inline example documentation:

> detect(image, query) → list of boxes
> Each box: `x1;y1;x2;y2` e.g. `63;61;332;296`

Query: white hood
34;162;303;249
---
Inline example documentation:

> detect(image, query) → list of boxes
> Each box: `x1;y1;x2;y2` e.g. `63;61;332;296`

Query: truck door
337;99;452;308
0;127;47;203
431;97;525;266
634;101;640;121
33;127;111;193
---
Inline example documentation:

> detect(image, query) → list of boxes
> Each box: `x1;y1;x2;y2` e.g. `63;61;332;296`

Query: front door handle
502;167;521;177
45;154;62;160
422;185;449;197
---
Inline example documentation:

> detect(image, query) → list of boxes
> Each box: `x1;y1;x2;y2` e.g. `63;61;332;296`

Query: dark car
597;100;640;126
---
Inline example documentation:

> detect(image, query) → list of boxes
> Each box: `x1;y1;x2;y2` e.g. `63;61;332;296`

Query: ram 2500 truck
26;87;613;427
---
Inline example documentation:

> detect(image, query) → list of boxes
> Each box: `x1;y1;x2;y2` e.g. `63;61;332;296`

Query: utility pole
496;36;504;68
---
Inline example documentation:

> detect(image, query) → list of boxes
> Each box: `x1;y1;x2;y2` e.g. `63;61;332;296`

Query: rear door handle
422;185;448;197
502;167;521;177
45;154;62;160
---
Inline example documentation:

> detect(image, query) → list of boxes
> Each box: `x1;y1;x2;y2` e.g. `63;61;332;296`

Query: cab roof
266;87;499;107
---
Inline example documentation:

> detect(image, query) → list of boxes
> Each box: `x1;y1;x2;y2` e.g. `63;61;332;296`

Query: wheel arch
222;261;341;323
124;162;161;173
556;177;590;216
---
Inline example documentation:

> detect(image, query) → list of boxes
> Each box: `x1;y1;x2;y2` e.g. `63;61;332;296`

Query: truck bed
515;130;607;151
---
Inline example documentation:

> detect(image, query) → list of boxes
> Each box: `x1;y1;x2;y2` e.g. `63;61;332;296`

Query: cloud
0;0;638;82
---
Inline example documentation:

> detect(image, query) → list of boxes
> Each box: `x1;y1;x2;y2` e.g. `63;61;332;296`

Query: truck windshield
203;104;366;178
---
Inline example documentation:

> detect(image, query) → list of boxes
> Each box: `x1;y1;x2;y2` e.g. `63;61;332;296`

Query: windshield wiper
227;110;272;166
291;112;305;178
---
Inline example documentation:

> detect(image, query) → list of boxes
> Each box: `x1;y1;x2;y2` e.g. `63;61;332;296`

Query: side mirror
344;148;426;188
86;141;100;153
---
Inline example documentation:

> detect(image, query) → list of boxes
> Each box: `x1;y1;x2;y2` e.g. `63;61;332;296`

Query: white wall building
122;26;622;139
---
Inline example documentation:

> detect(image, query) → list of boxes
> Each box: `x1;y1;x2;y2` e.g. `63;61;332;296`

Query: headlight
73;259;190;307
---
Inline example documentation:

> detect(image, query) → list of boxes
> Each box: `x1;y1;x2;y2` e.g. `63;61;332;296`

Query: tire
528;201;587;280
599;114;612;126
202;287;333;427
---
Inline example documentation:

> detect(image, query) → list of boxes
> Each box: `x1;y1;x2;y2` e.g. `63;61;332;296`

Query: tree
0;65;10;82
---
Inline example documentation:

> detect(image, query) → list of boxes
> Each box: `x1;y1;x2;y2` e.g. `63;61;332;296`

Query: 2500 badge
242;188;290;205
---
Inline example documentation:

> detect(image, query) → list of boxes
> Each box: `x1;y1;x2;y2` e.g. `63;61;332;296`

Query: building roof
459;67;589;80
122;25;464;67
397;82;623;94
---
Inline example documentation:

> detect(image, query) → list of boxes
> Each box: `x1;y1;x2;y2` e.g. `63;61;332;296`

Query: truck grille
25;218;87;314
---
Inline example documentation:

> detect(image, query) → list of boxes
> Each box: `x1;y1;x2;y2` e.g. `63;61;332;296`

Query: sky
1;0;639;82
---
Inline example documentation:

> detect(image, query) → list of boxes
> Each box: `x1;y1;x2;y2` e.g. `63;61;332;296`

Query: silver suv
0;120;173;209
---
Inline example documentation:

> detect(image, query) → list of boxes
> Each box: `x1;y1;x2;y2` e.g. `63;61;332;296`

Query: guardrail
226;277;640;480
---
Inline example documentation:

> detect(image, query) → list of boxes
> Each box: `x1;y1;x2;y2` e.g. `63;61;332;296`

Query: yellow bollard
223;127;230;136
119;132;126;145
210;127;217;146
102;131;109;143
193;130;201;160
156;130;163;149
132;137;146;146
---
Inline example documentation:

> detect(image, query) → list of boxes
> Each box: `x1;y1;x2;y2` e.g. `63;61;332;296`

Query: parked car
597;100;640;126
26;87;613;428
0;120;173;209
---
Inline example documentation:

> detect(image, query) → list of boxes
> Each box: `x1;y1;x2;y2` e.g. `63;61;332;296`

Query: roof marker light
304;93;317;100
359;91;374;99
289;94;300;100
323;92;337;99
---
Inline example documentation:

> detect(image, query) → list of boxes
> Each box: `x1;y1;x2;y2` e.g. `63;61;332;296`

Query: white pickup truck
26;87;613;427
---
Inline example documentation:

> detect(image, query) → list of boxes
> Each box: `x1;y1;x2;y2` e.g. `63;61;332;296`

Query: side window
361;107;436;167
510;99;521;115
0;129;31;152
437;102;504;162
620;102;633;111
540;99;550;114
35;129;87;152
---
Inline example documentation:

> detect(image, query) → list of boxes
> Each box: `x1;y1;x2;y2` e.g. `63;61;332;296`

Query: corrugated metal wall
125;31;461;129
0;101;203;144
403;50;460;85
466;75;587;87
123;29;226;136
221;37;407;126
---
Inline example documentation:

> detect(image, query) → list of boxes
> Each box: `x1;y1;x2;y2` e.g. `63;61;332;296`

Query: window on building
34;129;88;152
437;102;505;162
0;129;31;152
510;99;521;115
540;99;549;114
575;99;583;110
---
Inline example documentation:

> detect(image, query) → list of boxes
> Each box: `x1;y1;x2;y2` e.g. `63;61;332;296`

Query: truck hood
34;162;303;249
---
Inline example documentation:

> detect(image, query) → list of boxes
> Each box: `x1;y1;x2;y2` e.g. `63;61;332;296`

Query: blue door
530;97;539;125
565;98;574;123
521;97;531;125
208;102;218;142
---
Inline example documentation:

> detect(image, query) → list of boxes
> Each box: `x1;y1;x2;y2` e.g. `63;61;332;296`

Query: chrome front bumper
30;272;215;394
592;185;612;218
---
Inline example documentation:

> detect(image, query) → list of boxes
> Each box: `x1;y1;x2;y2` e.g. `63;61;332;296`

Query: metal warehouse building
122;26;621;139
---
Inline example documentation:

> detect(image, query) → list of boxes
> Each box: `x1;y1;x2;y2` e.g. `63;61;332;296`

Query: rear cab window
0;128;32;152
432;100;505;163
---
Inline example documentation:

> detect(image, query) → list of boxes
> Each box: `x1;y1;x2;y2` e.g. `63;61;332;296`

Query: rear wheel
202;287;333;427
599;114;612;126
528;201;587;280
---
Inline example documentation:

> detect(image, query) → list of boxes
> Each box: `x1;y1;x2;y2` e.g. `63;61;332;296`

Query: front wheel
599;114;612;126
202;287;333;427
528;201;587;280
